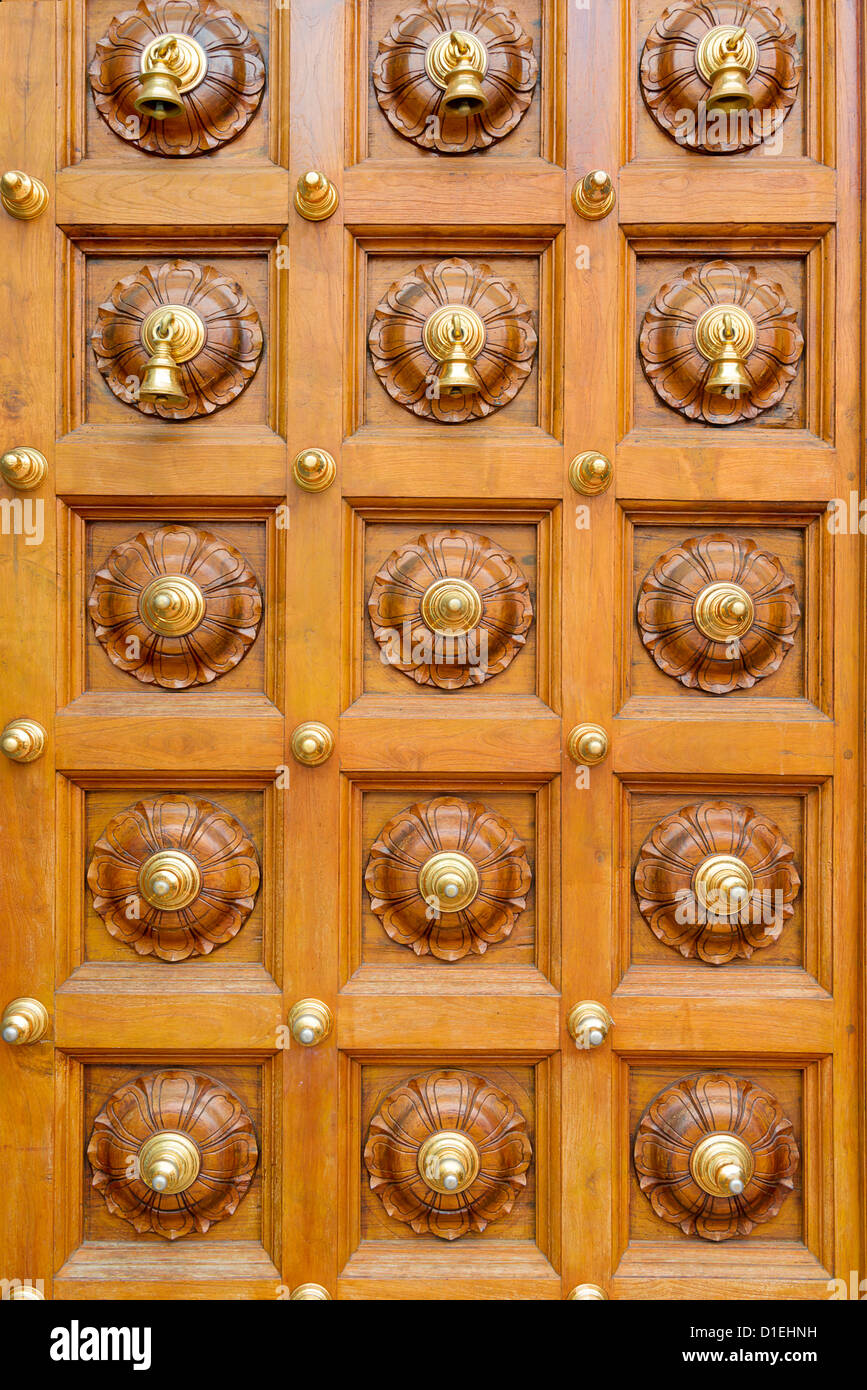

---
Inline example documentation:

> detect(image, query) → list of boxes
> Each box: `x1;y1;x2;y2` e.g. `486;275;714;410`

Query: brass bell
138;313;188;408
706;313;751;397
135;40;185;120
441;34;488;117
706;29;755;113
436;314;483;396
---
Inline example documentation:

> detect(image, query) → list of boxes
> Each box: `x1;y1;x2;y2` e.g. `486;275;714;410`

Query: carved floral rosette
368;529;533;689
364;1070;532;1239
640;2;802;154
634;800;800;964
633;1072;799;1241
88;1069;259;1239
89;0;265;157
373;0;537;154
87;795;260;961
637;533;800;693
639;260;803;425
365;795;531;961
88;524;263;689
368;257;537;423
91;259;263;419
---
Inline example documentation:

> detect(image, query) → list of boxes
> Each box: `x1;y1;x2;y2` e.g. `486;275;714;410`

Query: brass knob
138;306;205;408
294;170;339;221
696;25;757;113
420;578;483;635
1;171;49;221
288;998;333;1047
572;169;616;220
690;1132;754;1197
138;1130;201;1194
693;581;754;641
1;719;46;763
290;1284;331;1300
567;1000;613;1049
292;448;336;492
138;850;202;911
290;722;335;766
567;723;609;766
417;1130;480;1194
692;853;754;919
1;447;46;490
2;997;49;1045
139;574;206;637
417;850;480;912
569;451;612;496
135;32;208;119
425;29;489;116
422;305;486;397
694;304;756;397
567;1284;608;1300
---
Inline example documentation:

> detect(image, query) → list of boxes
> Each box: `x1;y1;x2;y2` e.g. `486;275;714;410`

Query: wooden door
0;0;862;1303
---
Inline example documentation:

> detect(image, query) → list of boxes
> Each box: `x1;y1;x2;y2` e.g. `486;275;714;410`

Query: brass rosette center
418;850;480;913
692;853;754;919
138;849;202;911
694;303;757;395
693;581;755;641
417;1129;481;1195
138;1129;201;1195
140;33;209;94
696;25;759;105
141;305;206;364
139;574;207;637
424;29;489;114
420;578;483;636
689;1131;754;1198
422;304;486;396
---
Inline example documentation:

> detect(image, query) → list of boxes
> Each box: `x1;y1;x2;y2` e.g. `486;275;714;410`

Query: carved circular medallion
639;259;803;425
368;528;533;688
364;1069;532;1239
640;2;802;154
633;1072;799;1241
88;1069;259;1239
91;259;263;419
365;795;531;961
87;794;260;961
634;800;800;964
368;257;537;423
89;0;265;157
637;533;800;694
373;0;537;154
88;524;263;689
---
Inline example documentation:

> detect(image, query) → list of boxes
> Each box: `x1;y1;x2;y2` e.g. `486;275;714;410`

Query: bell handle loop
153;310;176;345
726;26;747;52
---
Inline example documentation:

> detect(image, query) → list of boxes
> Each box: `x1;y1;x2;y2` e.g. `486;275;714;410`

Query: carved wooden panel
365;795;531;961
89;0;266;157
91;259;264;419
367;256;537;423
87;1069;259;1239
633;800;800;965
372;0;537;154
639;260;803;425
368;528;533;689
88;523;263;688
87;794;260;961
636;533;800;693
633;1072;799;1241
640;2;801;154
364;1069;532;1239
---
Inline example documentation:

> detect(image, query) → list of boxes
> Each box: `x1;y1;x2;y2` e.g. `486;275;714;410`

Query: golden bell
436;318;483;396
706;329;751;397
441;35;488;116
138;316;188;408
707;53;754;113
135;63;184;120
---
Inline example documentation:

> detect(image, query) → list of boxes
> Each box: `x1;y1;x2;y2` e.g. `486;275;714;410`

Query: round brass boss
689;1131;754;1198
694;303;757;365
138;1129;201;1195
692;853;754;918
417;1130;481;1195
138;849;202;911
141;305;206;364
695;25;759;87
139;574;206;637
424;29;488;90
693;581;755;641
417;850;480;912
420;578;483;636
422;304;486;365
140;33;208;93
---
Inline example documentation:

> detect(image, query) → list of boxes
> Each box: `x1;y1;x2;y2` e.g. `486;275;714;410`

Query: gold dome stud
290;1284;331;1300
1;719;46;763
420;578;483;636
294;170;339;221
567;723;609;766
1;171;49;221
567;1000;613;1050
417;850;480;913
569;451;612;496
138;850;202;911
692;853;754;919
690;1132;754;1198
422;304;486;397
138;574;207;637
1;447;47;490
694;304;757;397
572;169;616;220
425;29;489;116
290;722;335;766
2;997;50;1046
288;998;333;1047
567;1284;608;1300
693;581;755;641
696;25;758;114
135;32;208;119
292;448;336;493
417;1130;481;1195
138;1130;201;1194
